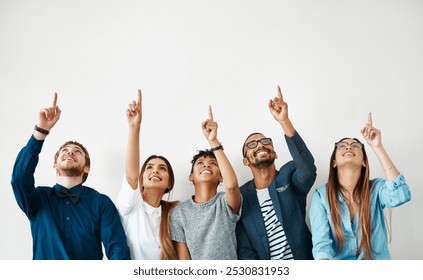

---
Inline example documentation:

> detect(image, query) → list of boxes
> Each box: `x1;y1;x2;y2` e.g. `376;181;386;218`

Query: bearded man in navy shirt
11;92;131;260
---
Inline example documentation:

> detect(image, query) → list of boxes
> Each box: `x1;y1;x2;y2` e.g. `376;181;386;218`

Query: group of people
11;87;411;260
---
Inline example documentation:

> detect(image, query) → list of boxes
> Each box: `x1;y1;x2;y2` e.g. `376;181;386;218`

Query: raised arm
12;92;61;216
268;86;295;137
33;92;61;140
361;112;399;181
270;86;316;191
125;89;142;190
202;106;241;213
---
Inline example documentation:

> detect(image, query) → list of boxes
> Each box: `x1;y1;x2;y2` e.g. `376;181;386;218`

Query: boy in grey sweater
170;106;242;260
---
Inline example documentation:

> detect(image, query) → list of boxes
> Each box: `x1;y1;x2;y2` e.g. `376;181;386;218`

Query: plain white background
0;0;421;260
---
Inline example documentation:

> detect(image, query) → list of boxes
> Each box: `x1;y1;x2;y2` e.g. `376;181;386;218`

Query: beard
56;164;85;178
251;157;275;169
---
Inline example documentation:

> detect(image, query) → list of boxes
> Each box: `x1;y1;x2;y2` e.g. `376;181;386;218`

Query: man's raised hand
38;92;61;131
268;85;289;123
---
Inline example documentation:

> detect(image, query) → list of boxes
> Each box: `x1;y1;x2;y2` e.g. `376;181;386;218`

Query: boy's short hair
190;149;216;174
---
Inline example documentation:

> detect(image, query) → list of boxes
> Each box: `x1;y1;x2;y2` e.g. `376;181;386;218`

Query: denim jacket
310;174;411;260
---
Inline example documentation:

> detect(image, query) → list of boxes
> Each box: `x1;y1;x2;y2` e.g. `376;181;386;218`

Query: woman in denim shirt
309;113;411;259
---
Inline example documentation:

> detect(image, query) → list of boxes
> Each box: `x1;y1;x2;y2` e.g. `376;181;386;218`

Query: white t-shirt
256;188;294;260
117;175;161;260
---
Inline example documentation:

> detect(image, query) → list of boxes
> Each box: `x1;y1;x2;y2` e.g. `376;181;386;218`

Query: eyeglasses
245;138;273;150
335;141;363;150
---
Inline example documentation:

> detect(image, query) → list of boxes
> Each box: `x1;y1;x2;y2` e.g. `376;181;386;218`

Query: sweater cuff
27;135;44;155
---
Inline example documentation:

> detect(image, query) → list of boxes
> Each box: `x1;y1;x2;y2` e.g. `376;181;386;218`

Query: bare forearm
125;126;140;189
210;141;238;189
214;150;238;190
372;144;400;181
211;142;241;212
279;119;295;137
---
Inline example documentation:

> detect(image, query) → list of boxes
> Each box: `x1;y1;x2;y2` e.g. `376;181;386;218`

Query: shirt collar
141;199;162;215
54;183;84;193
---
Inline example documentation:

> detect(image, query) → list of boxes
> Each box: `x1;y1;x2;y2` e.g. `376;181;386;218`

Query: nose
255;141;268;152
345;143;355;150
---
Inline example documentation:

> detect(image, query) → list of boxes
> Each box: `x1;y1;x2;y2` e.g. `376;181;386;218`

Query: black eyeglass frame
334;141;363;150
243;137;273;157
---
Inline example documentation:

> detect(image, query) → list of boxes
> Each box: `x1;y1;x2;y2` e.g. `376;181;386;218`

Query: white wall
0;0;422;260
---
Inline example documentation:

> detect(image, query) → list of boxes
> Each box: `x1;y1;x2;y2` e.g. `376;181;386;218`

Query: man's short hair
242;132;262;157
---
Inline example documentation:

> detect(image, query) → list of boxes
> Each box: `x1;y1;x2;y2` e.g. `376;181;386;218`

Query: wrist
371;144;385;153
34;125;50;135
210;144;224;152
279;120;295;137
128;124;141;132
209;139;220;147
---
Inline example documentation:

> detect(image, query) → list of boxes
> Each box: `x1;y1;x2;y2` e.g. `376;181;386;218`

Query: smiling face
54;143;90;180
333;138;365;169
140;157;172;193
189;152;222;187
242;133;277;169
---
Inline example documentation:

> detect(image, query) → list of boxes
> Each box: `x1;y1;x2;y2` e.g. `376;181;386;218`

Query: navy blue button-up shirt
11;136;131;260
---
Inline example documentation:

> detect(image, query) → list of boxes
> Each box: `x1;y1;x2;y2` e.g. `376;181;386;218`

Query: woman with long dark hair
117;89;179;260
309;113;411;259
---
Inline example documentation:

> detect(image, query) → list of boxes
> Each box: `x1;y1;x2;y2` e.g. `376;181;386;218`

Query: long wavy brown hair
326;138;373;259
140;155;179;260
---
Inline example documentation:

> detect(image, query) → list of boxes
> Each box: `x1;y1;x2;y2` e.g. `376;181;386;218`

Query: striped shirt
257;188;294;260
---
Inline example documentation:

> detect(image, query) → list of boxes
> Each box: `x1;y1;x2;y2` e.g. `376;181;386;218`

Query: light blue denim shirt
309;174;411;260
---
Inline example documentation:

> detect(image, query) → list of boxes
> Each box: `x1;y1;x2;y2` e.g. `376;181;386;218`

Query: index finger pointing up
52;92;58;107
137;89;142;104
277;85;284;101
368;112;372;125
208;105;213;121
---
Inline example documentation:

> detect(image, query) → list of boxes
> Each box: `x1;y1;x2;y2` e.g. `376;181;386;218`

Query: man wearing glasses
236;86;317;260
